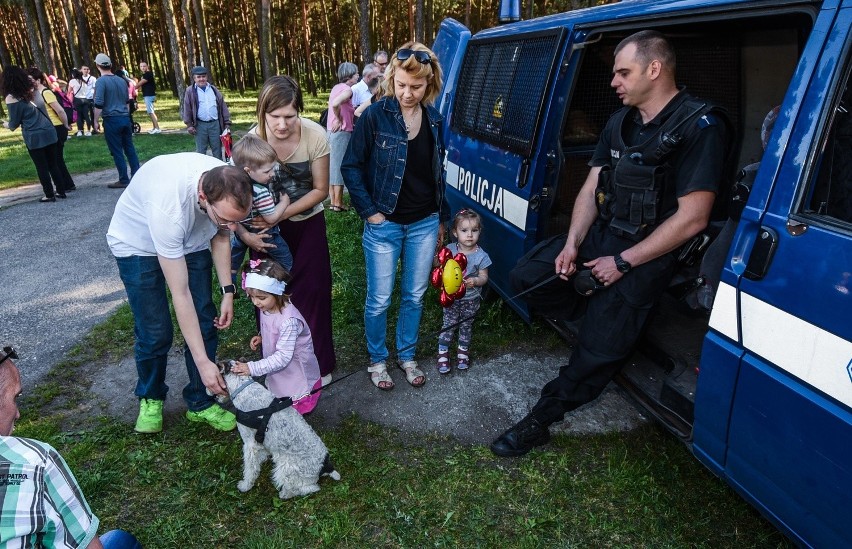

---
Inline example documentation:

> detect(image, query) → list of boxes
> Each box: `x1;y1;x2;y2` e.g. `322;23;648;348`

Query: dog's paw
237;480;254;492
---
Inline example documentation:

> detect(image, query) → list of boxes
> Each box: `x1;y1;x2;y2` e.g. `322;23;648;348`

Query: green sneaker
135;399;164;433
186;404;236;431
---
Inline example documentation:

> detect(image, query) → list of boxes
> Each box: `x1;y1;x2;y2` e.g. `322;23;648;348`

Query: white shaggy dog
217;361;340;499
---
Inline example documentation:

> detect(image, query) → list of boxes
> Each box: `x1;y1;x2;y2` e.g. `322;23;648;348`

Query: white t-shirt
351;80;372;108
106;152;226;258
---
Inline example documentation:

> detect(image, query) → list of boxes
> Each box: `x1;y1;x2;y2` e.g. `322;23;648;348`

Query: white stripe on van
709;281;739;342
739;292;852;408
445;160;528;229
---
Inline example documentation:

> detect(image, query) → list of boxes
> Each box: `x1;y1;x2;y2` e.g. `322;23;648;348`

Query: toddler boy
230;134;293;286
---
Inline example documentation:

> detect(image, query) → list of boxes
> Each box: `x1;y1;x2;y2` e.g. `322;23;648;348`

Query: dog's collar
229;378;255;400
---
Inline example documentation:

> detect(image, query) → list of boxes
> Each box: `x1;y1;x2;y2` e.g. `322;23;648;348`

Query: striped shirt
0;436;99;548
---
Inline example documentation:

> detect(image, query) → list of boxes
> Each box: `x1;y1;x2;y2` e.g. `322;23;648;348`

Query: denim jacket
342;96;450;223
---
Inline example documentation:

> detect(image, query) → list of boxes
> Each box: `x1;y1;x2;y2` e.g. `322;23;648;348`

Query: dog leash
311;271;563;394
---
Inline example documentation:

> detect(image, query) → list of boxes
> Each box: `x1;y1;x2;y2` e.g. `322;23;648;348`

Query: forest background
1;0;612;105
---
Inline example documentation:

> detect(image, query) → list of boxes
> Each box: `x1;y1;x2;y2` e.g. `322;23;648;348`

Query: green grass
0;90;329;190
8;91;791;547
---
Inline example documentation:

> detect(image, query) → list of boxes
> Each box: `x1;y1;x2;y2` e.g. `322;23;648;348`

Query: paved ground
0;168;647;446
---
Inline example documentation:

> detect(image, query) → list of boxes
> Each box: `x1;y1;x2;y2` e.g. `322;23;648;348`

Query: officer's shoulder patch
697;112;718;128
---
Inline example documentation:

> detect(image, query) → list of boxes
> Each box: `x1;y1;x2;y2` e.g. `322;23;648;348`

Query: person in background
1;65;67;202
68;67;95;136
351;62;380;109
0;346;143;548
92;53;140;190
137;61;161;134
373;50;389;77
182;66;231;159
341;42;450;391
27;67;76;192
326;62;358;212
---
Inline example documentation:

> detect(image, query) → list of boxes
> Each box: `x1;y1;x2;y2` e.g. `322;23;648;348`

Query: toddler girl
231;259;321;414
437;209;492;373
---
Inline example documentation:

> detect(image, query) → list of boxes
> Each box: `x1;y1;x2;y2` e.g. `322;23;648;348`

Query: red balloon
454;252;467;272
439;289;454;307
437;247;453;265
430;266;443;288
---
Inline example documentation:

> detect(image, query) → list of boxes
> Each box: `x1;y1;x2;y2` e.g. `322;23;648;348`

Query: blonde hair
232;134;278;170
384;42;443;105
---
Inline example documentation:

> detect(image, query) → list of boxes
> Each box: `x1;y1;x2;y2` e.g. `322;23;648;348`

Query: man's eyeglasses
0;346;18;366
209;203;253;228
396;49;431;65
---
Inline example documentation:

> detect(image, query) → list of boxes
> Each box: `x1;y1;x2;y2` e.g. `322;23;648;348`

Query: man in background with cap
182;66;231;160
93;53;140;189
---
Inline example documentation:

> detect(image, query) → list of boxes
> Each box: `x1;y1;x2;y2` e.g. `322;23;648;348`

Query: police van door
699;4;852;546
435;24;568;308
432;18;471;131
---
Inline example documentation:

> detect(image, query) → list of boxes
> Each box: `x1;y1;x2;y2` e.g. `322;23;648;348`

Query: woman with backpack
28;67;76;192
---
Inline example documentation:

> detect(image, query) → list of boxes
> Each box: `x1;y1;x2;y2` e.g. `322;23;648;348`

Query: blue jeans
362;213;439;363
230;228;293;283
103;116;140;184
100;529;142;549
115;250;217;411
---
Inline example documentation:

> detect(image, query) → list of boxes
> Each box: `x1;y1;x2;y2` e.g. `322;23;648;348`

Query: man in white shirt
106;152;252;434
351;63;380;108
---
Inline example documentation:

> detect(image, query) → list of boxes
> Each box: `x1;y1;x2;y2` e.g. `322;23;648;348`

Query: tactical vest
595;94;728;241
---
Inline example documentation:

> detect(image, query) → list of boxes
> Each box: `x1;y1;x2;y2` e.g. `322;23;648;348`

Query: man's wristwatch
614;254;632;274
220;284;236;295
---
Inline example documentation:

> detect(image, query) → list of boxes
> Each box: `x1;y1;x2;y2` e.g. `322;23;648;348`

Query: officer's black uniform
523;90;729;426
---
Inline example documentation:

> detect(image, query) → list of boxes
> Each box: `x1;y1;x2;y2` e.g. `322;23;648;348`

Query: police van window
801;67;852;225
452;29;565;157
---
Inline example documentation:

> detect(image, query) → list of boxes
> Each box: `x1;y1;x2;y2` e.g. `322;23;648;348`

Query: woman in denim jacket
342;42;450;391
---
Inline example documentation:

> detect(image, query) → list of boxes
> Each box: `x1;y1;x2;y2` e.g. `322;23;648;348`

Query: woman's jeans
100;529;142;549
362;213;439;364
27;142;66;197
115;250;217;412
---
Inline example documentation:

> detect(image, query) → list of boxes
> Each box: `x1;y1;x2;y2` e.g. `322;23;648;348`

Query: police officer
491;30;731;457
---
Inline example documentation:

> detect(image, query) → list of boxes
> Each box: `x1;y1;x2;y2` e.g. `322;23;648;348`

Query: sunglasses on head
0;346;18;366
396;49;431;64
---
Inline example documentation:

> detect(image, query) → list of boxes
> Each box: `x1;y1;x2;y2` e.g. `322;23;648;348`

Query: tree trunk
23;0;46;69
161;0;186;107
192;0;212;71
358;0;369;64
408;0;415;42
300;0;316;95
34;0;58;73
100;0;121;61
70;0;92;66
181;0;196;67
257;0;271;81
415;0;424;43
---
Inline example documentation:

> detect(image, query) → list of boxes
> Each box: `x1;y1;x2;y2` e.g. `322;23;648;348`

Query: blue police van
431;0;852;546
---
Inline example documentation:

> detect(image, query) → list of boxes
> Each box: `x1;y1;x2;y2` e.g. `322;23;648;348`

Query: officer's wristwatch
614;254;632;274
220;284;236;295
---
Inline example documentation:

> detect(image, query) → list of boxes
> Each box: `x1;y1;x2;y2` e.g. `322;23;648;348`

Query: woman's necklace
402;106;421;134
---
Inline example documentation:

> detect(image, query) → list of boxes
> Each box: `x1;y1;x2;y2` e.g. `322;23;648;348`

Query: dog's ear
217;360;233;374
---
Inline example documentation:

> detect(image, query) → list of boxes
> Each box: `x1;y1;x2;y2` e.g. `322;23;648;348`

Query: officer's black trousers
510;222;679;426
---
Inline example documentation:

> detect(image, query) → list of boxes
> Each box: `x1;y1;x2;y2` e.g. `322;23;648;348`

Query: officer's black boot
490;414;551;457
